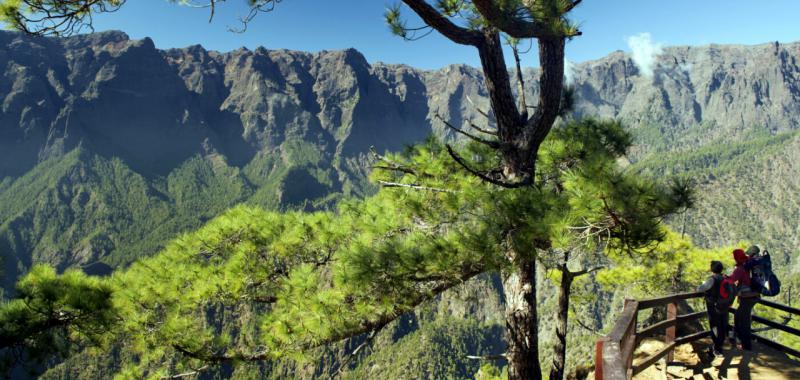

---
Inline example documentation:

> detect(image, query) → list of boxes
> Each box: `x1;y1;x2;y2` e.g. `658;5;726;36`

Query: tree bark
503;256;541;380
549;266;574;380
402;6;573;380
527;37;566;153
476;29;521;146
475;33;566;183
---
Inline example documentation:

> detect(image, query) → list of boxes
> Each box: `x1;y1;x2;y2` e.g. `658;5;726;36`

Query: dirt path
632;338;800;379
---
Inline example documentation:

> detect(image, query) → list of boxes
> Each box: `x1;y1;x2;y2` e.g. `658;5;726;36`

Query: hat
746;245;760;256
733;248;748;265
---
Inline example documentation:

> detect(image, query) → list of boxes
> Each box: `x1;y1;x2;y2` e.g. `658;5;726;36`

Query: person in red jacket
731;248;760;350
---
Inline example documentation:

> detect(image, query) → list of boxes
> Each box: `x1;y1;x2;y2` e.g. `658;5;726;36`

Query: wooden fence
594;292;800;380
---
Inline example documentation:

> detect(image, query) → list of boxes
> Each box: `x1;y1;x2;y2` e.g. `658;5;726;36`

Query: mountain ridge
4;30;800;179
2;29;799;282
1;30;799;380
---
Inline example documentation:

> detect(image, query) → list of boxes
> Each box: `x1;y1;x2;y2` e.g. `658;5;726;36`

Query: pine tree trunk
549;267;574;380
503;257;541;380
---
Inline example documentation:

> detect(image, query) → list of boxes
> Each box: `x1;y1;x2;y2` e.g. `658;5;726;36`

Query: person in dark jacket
697;260;727;355
732;248;760;350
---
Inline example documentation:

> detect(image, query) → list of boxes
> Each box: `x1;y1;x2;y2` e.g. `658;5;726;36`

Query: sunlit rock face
3;30;799;179
1;30;799;277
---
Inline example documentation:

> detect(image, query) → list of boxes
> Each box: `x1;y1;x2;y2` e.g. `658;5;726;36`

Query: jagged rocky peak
61;29;131;49
1;31;799;179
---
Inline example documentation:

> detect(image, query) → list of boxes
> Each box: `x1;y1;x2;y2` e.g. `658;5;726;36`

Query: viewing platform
595;292;800;379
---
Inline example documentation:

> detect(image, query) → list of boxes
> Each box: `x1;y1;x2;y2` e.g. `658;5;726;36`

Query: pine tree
0;265;116;374
0;2;691;379
0;118;690;379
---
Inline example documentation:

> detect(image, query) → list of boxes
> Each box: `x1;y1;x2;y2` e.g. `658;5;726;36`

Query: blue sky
90;0;800;69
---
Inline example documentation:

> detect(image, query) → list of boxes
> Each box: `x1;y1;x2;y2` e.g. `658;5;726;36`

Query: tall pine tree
0;2;690;379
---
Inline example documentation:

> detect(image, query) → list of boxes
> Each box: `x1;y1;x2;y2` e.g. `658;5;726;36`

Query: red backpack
717;275;738;308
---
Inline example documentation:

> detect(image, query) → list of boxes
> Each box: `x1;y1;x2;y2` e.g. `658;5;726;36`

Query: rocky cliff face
5;31;798;179
3;30;800;380
0;31;434;189
569;42;800;152
2;30;799;274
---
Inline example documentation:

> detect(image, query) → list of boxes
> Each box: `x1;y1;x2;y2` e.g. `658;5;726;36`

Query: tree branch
162;365;210;379
527;37;567;147
400;0;482;45
511;42;529;120
328;323;388;380
571;266;605;278
172;345;270;363
435;114;500;148
565;0;583;13
370;146;427;177
378;180;454;193
471;0;579;39
476;29;521;140
445;145;530;188
466;353;508;361
465;96;493;121
467;121;497;136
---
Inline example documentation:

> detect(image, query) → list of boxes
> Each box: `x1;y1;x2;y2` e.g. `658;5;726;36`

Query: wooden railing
735;298;800;358
594;292;800;380
594;292;708;380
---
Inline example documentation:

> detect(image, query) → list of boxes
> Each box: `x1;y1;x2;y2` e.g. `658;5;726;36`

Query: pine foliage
0;265;115;373
1;118;690;378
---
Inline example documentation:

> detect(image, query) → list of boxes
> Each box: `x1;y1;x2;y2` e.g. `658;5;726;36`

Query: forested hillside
1;30;799;378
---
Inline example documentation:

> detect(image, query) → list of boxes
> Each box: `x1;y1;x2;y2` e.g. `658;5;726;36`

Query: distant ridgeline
0;30;799;378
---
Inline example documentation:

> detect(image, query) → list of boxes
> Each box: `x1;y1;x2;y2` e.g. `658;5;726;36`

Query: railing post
665;301;677;363
623;299;637;379
595;338;605;380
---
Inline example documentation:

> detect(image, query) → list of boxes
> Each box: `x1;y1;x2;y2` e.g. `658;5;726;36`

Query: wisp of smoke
626;33;662;78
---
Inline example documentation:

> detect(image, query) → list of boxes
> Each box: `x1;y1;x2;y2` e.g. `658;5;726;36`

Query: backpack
749;252;781;296
703;274;723;301
717;275;737;309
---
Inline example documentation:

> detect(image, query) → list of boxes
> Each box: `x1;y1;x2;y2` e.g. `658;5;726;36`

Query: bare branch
465;96;492;121
378;180;454;193
466;353;508;361
571;266;605;278
570;304;601;335
372;165;418;176
435;114;500;148
467;121;497;136
162;365;210;379
172;345;269;363
369;146;426;177
328;323;388;380
445;145;531;189
511;42;528;120
228;0;282;33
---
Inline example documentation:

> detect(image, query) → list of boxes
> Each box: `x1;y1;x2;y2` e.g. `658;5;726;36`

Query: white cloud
626;33;662;78
564;59;576;85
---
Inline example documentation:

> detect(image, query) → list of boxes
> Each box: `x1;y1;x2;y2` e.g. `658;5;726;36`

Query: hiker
697;260;728;355
732;248;760;350
745;245;782;296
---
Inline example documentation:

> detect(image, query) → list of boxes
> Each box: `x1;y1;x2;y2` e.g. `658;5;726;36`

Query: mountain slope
3;31;800;279
1;31;800;379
